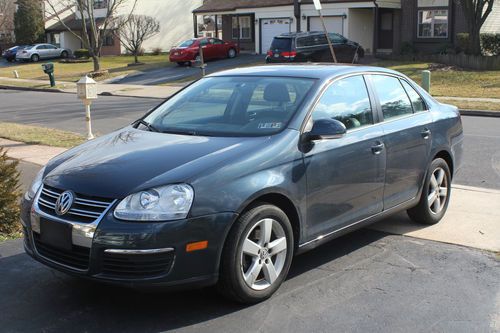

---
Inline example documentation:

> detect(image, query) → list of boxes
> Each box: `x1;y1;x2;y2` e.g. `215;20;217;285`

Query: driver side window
312;75;373;130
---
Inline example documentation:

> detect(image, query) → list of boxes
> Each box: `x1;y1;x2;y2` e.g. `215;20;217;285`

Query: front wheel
218;203;294;303
61;51;68;58
407;158;451;225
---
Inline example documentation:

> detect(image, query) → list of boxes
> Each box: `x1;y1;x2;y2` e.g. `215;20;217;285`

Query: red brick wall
100;35;121;56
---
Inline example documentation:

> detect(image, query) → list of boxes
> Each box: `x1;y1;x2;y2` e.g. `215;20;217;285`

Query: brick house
192;0;500;55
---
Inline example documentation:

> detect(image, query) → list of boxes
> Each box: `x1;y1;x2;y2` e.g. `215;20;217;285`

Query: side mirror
306;118;346;141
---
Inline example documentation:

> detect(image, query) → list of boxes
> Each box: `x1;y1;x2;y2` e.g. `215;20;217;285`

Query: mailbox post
41;63;55;87
77;76;98;140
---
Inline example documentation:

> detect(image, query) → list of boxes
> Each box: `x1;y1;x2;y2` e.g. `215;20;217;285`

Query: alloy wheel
228;49;236;58
240;218;287;291
427;167;448;214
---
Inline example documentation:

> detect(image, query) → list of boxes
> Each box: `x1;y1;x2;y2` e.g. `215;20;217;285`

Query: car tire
218;203;294;304
194;54;201;63
31;54;39;62
177;62;185;66
407;158;451;225
228;48;237;59
61;51;68;58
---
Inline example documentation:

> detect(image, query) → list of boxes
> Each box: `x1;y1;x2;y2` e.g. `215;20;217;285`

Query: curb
459;109;500;117
0;85;66;94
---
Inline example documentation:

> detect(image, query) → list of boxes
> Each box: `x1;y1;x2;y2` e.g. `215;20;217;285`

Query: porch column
294;0;301;32
215;15;219;37
372;6;379;54
193;13;198;38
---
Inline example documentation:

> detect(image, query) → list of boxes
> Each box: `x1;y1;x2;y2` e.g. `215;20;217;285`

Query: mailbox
41;63;54;74
77;75;98;100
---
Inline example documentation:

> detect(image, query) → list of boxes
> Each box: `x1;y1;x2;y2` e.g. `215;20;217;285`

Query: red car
169;37;239;66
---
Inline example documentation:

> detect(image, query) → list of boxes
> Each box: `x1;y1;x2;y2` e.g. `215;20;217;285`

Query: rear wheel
31;54;39;62
407;158;451;225
218;203;294;303
228;48;237;58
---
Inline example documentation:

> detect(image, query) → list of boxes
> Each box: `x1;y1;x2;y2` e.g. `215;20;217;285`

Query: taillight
281;51;296;58
267;50;273;56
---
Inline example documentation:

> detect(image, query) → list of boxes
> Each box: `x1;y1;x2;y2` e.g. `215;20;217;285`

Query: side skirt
295;196;420;255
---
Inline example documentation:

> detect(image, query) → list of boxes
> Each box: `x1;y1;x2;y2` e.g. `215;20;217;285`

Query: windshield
178;39;196;48
143;76;316;137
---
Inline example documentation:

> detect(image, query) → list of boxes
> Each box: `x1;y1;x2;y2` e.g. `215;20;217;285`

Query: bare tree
454;0;495;55
0;0;15;38
45;0;137;72
115;14;160;64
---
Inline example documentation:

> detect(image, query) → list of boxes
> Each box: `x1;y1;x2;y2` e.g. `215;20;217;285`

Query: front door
368;74;432;209
303;75;385;240
378;9;393;49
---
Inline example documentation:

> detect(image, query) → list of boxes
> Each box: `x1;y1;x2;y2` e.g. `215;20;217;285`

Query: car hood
44;127;270;199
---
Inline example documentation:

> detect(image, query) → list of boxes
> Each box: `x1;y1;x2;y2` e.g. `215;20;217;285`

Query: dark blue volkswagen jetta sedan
21;65;463;303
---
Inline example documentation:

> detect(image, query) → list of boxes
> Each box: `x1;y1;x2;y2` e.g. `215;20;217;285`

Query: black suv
266;31;364;64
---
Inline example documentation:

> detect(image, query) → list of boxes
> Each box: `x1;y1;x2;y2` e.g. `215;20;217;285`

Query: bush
151;47;162;55
481;33;500;56
400;42;417;55
74;49;90;59
0;148;21;235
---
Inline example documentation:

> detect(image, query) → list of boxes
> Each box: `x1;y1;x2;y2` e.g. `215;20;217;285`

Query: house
44;0;203;55
191;0;499;55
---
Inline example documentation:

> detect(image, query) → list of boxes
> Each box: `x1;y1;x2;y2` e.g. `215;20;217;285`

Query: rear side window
371;75;413;120
270;38;292;50
312;75;373;130
296;34;327;47
400;80;426;112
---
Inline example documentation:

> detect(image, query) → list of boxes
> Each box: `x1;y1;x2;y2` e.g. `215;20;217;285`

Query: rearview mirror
306;118;346;141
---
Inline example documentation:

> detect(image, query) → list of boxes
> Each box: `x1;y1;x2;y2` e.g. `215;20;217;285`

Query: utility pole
313;0;337;63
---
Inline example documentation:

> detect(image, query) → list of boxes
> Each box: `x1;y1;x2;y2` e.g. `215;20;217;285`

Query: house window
102;31;114;46
94;0;107;9
418;10;448;38
232;16;251;40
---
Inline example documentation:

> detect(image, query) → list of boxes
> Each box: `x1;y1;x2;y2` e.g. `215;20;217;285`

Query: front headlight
114;184;194;221
25;166;46;201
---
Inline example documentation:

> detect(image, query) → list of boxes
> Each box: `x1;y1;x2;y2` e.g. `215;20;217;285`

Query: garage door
260;18;291;54
309;16;344;35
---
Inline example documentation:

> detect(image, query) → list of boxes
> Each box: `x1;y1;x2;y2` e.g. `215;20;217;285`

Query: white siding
348;8;374;54
117;0;203;52
482;2;500;34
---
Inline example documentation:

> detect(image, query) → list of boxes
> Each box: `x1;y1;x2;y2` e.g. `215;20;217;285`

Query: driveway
113;54;265;85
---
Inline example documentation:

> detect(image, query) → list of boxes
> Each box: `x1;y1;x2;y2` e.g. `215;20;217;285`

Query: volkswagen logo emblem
55;191;75;216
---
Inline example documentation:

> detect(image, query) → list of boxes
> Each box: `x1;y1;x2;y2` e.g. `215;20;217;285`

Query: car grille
37;185;114;224
101;251;175;279
33;233;90;270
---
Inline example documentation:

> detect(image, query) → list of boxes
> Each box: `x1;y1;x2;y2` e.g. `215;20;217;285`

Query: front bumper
21;196;237;288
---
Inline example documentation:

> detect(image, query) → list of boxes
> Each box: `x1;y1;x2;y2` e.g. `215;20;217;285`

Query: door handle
371;142;384;155
421;128;431;139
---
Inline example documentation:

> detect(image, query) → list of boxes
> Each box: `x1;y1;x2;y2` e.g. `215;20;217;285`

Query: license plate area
40;218;72;251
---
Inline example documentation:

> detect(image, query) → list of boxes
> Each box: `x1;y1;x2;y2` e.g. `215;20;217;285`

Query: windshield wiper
135;119;159;132
162;129;198;136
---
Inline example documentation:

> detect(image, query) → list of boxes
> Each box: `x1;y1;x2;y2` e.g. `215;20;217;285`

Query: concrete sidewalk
1;138;499;252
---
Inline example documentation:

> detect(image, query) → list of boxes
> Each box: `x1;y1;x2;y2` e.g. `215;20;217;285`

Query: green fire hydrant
41;63;55;87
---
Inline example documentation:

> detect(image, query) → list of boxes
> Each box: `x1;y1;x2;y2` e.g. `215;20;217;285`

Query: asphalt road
114;54;265;85
1;212;498;332
1;89;499;189
0;89;160;135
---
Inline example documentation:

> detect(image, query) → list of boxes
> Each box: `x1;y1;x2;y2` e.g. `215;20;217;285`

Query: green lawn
0;54;171;82
371;60;500;99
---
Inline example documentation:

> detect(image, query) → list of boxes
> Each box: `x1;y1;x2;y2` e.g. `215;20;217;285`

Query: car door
47;44;59;57
303;75;385;240
200;38;215;60
330;34;351;63
36;45;47;59
212;38;226;58
367;74;433;209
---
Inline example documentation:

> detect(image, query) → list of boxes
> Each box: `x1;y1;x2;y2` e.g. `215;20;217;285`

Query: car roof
208;64;403;81
275;31;339;38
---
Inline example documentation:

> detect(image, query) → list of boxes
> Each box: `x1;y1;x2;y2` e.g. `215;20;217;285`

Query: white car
16;44;71;62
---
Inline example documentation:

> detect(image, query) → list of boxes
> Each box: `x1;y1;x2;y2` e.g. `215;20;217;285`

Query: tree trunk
92;55;101;72
468;26;482;55
134;52;138;64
